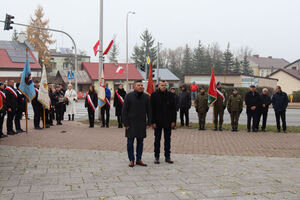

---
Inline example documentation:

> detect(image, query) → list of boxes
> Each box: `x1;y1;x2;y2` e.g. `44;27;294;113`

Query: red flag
146;62;154;95
103;35;116;55
115;66;124;74
93;40;100;56
208;67;217;106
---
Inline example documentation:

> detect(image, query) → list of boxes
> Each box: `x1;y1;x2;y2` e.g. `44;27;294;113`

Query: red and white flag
115;66;124;74
93;35;117;56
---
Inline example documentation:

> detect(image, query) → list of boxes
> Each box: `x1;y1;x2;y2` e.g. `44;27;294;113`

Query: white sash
6;86;17;98
0;91;6;99
87;94;96;112
217;89;225;102
115;90;124;105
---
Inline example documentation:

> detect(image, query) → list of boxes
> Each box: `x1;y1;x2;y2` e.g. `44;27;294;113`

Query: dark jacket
122;91;151;138
173;93;180;111
4;86;18;110
31;87;42;109
113;88;126;116
53;90;65;106
85;92;98;110
194;92;209;113
245;91;261;112
0;89;6;113
16;89;26;112
179;90;191;110
272;91;288;112
259;94;271;112
227;94;243;113
150;89;176;128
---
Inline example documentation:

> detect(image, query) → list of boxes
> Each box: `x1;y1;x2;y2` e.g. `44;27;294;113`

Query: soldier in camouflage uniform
194;86;209;130
227;88;243;132
213;82;227;131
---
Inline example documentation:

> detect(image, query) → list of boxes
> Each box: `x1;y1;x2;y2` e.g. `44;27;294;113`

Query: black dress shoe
165;158;174;164
219;127;223;131
154;158;160;164
35;127;43;130
283;130;287;133
0;134;8;138
214;128;218;131
16;129;25;133
7;131;16;135
247;129;250;132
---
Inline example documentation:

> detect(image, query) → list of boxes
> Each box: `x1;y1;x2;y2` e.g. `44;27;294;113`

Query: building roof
283;59;300;69
137;68;180;81
269;68;300;81
82;62;144;81
56;70;92;84
248;55;289;69
185;73;278;81
0;40;41;70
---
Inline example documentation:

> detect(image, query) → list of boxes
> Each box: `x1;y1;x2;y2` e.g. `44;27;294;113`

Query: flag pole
25;48;29;133
43;106;46;129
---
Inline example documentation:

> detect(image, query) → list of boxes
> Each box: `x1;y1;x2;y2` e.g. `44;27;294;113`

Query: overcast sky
1;0;299;63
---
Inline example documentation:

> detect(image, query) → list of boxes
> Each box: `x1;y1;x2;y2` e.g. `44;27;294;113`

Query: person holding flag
31;80;43;129
101;84;111;128
85;85;98;128
38;65;51;128
213;82;227;131
113;84;126;128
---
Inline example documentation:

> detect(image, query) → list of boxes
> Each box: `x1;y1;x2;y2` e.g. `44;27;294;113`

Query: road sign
67;72;74;80
147;56;151;64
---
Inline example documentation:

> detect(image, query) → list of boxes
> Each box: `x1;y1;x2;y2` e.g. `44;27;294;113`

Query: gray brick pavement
0;145;299;200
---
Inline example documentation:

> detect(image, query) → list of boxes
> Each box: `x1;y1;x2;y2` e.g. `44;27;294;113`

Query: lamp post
156;42;162;84
126;11;135;91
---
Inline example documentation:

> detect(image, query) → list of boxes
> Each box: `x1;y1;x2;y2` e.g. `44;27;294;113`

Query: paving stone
132;192;179;200
30;184;71;192
13;192;43;200
1;185;30;194
86;188;115;198
44;190;86;200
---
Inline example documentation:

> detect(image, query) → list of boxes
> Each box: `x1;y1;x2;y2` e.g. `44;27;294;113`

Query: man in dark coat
151;81;176;164
194;86;209;130
179;84;191;126
5;80;18;135
31;80;43;130
53;85;65;125
213;82;227;131
170;87;179;130
122;80;151;167
113;84;126;128
15;83;25;133
245;85;261;132
272;86;288;133
257;88;272;131
0;81;8;138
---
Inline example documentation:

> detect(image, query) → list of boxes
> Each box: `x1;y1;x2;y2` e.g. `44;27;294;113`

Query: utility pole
98;0;104;83
126;11;135;91
0;18;79;92
156;42;162;84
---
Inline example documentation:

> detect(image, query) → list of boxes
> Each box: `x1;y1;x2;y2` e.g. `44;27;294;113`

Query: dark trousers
45;109;51;125
127;137;144;162
33;104;42;128
50;108;54;124
154;127;171;159
101;105;110;126
258;110;268;130
117;115;123;127
0;112;5;134
7;109;16;132
214;108;224;128
198;112;207;128
180;108;189;126
88;108;95;127
230;111;240;130
247;110;258;131
55;103;64;123
275;111;286;131
14;109;22;131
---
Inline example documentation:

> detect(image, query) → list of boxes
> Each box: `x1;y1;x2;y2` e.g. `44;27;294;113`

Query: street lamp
126;11;135;91
156;42;162;84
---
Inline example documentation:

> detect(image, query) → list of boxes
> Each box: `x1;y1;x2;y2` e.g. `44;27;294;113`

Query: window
292;67;296;70
63;62;69;70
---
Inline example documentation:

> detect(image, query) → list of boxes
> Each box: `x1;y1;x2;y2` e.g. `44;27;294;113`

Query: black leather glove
196;108;199;113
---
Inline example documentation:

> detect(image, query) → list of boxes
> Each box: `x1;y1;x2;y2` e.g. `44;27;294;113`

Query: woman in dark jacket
85;85;98;128
113;84;126;128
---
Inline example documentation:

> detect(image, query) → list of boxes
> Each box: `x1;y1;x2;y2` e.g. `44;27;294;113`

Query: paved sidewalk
0;145;300;200
1;121;300;158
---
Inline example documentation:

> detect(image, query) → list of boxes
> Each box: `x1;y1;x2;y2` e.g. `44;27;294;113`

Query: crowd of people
0;80;77;138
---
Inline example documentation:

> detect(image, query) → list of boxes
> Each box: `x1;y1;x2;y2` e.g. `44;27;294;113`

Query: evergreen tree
108;43;119;63
241;54;253;75
192;40;206;73
182;44;193;74
26;5;55;66
131;29;157;67
232;58;241;74
222;43;235;74
12;29;19;41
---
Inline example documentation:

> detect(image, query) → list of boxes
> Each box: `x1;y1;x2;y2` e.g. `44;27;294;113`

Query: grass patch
78;120;300;133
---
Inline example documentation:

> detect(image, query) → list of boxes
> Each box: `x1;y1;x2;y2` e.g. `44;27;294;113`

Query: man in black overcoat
113;84;126;128
245;85;261;132
122;80;151;167
151;81;176;164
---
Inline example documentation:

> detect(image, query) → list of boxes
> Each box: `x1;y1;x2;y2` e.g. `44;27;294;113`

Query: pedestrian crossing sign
67;72;74;80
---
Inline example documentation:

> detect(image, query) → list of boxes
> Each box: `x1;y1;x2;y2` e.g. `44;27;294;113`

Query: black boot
72;114;74;121
68;115;71;121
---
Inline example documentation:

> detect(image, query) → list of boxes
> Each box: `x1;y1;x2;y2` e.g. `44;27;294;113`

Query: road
27;101;300;126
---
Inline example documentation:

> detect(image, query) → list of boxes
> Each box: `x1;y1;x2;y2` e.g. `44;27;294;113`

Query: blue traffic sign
67;72;74;80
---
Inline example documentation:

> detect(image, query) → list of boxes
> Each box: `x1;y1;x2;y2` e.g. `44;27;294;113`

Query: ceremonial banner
95;69;106;108
146;62;154;95
208;67;217;106
19;59;36;102
38;65;50;109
